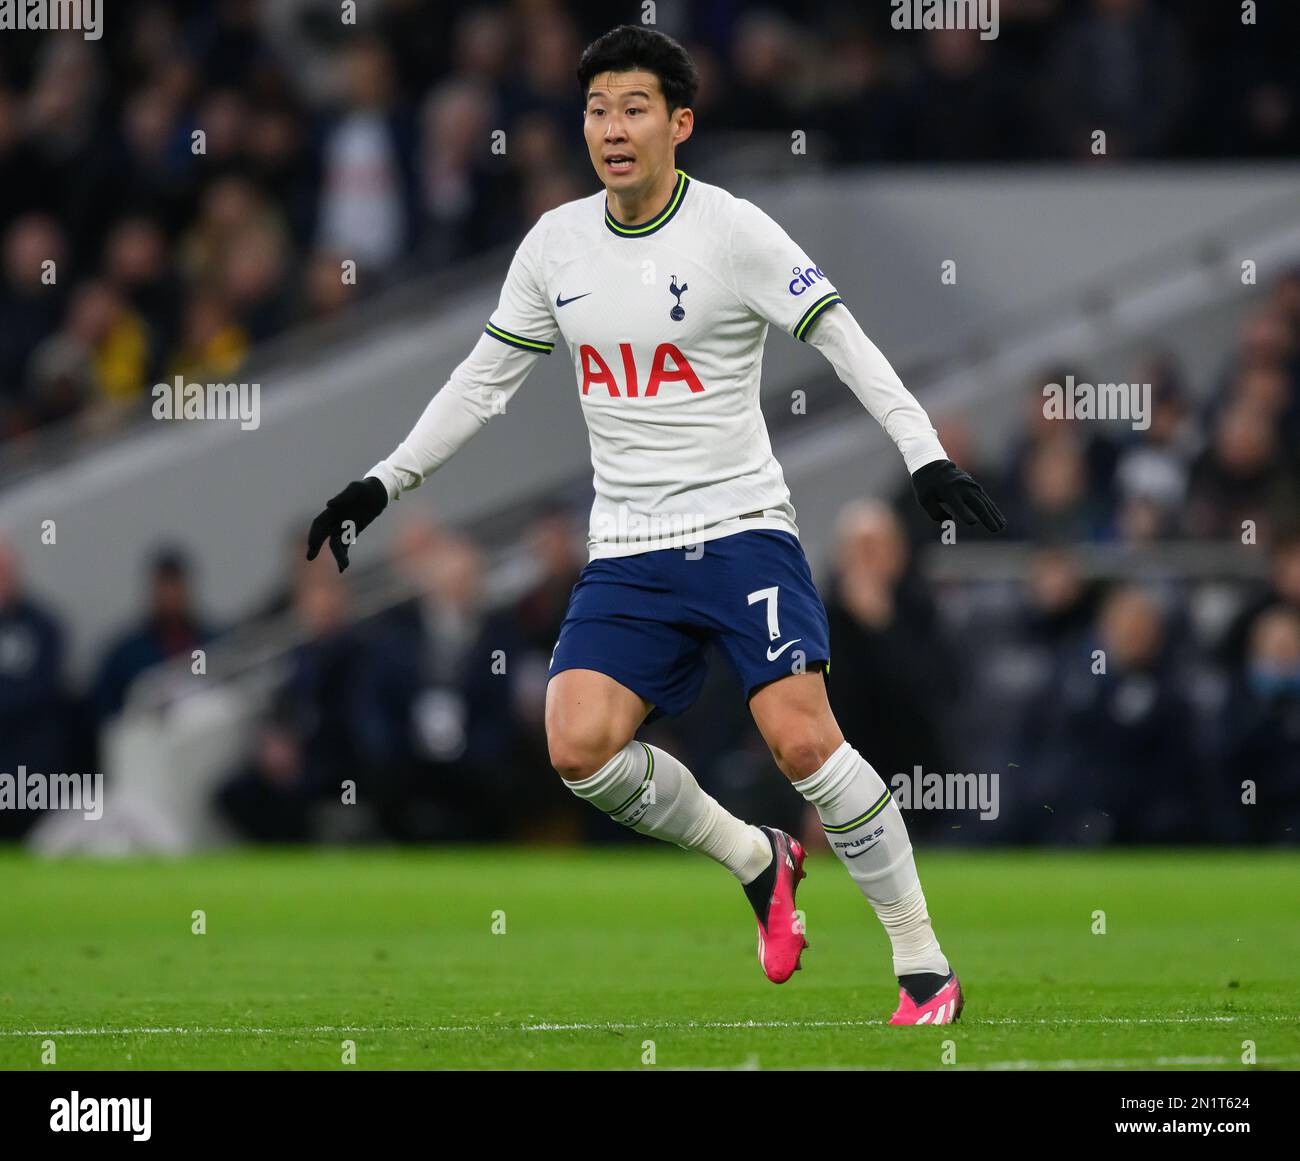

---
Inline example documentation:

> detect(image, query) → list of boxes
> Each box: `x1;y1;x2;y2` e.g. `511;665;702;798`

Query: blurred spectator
27;280;150;433
301;250;352;320
1184;403;1298;541
179;176;293;342
416;77;516;266
1044;0;1189;159
504;11;585;137
903;28;1026;161
1195;0;1300;158
1001;370;1120;541
716;12;807;133
215;555;369;843
1110;354;1199;542
1016;433;1103;542
92;547;215;721
812;24;907;165
165;289;248;384
102;216;184;383
0;539;70;839
1218;528;1300;668
313;38;418;278
246;100;320;248
1022;547;1102;656
1214;606;1300;842
822;499;960;839
1020;585;1197;843
352;531;518;841
491;506;590;840
0;215;67;436
117;82;192;234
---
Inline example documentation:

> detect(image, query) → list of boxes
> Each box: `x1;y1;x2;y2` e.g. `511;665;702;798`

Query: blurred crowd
3;0;1298;447
2;269;1298;848
880;268;1300;845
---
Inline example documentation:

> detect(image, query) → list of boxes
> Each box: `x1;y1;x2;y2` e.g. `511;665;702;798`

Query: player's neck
605;166;679;226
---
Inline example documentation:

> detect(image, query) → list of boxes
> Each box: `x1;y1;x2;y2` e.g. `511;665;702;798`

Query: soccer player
307;25;1004;1025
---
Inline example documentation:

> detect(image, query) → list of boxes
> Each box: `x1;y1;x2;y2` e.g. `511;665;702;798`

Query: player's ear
672;107;694;147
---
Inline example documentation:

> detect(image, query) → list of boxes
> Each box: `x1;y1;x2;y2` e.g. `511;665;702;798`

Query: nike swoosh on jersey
766;638;802;661
556;292;591;308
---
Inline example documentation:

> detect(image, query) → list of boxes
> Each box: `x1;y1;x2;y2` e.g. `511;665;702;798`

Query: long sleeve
367;216;560;500
805;306;947;473
366;334;544;500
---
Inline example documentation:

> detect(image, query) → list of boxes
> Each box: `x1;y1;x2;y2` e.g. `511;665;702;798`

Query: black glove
911;458;1006;533
305;477;389;572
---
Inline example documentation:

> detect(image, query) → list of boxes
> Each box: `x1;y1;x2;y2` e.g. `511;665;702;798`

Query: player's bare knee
771;732;835;782
547;727;626;782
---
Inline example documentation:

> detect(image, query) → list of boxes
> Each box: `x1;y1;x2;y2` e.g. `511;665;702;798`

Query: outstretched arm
806;307;1006;533
364;335;545;500
727;197;1005;534
306;338;544;571
307;218;559;571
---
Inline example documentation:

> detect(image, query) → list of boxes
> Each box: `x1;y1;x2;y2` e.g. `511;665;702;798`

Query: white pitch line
959;1054;1300;1071
515;1015;1263;1031
670;1055;1300;1071
664;1055;1300;1072
0;1014;1291;1038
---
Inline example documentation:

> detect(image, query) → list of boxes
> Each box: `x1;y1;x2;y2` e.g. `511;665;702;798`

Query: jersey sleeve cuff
901;441;950;475
484;321;555;355
365;462;403;502
793;292;843;341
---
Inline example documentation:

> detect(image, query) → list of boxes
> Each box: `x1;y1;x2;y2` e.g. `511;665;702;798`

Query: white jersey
368;170;946;559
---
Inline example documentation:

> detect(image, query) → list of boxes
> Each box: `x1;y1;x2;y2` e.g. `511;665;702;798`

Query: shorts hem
548;656;673;716
744;657;831;702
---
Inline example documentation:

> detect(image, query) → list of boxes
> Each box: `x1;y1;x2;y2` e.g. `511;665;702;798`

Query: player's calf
562;739;772;885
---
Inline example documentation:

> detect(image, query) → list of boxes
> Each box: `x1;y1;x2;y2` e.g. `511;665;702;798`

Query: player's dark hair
577;25;699;115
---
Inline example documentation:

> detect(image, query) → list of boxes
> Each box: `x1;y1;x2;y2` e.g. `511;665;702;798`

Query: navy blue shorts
548;529;831;722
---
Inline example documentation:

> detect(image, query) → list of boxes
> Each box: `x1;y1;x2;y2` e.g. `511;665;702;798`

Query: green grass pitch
0;846;1296;1070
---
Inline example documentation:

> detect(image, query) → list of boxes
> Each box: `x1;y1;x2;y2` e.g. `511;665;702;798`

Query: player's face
583;70;691;193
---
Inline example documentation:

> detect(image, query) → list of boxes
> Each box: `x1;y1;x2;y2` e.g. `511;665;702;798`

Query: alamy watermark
1043;374;1151;431
892;766;1000;821
0;766;103;820
0;0;102;40
50;1092;150;1141
590;505;708;548
891;0;999;41
152;378;261;431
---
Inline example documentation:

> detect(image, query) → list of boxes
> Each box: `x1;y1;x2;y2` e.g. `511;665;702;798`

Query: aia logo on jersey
788;264;827;295
580;343;704;397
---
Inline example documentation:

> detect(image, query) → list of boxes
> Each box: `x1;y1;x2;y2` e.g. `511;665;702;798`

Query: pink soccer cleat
743;826;808;983
889;971;965;1025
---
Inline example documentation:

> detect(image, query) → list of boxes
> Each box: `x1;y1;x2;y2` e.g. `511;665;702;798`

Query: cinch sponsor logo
50;1092;151;1141
788;264;827;296
579;343;704;397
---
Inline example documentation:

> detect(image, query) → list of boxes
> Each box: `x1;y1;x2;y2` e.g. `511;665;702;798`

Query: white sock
566;740;772;883
796;739;950;977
